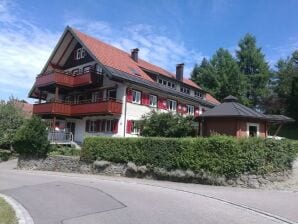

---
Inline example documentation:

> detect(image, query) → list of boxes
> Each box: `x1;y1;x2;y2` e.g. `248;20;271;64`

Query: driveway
0;160;297;224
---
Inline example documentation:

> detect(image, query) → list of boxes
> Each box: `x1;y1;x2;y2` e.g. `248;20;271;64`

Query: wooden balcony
35;70;101;88
33;100;122;117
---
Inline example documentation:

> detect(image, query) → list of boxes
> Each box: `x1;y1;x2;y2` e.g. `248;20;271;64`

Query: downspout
123;86;128;137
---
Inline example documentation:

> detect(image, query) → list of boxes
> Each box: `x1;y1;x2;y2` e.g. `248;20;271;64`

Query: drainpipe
123;86;128;137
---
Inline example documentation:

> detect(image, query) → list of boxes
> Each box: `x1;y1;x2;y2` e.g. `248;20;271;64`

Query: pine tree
236;34;270;108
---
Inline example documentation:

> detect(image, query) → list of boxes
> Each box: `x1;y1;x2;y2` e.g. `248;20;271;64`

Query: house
28;26;219;143
199;95;294;138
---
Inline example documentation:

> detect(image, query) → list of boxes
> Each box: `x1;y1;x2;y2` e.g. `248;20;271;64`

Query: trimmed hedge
81;136;297;177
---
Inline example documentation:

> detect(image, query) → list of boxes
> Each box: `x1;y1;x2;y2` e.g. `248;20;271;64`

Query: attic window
75;48;86;60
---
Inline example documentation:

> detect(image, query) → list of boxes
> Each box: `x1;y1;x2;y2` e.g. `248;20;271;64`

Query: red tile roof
206;94;220;105
71;27;217;104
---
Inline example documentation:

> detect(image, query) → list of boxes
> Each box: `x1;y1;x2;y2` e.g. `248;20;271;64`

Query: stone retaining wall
18;155;292;189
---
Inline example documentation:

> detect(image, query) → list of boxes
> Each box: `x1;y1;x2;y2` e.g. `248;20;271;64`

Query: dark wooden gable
63;42;93;69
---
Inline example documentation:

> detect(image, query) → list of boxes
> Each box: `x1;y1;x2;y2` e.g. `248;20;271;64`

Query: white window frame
75;48;86;60
195;91;202;98
187;105;194;115
131;120;140;135
167;99;177;111
180;87;190;94
132;90;141;104
246;123;259;137
149;94;157;107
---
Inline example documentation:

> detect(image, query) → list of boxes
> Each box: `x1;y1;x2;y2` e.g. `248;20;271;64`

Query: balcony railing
33;98;122;116
35;69;102;88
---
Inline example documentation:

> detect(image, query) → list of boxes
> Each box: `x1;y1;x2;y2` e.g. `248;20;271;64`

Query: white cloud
0;0;59;100
0;1;205;101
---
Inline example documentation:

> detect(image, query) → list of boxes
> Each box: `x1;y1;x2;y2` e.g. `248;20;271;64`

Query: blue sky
0;0;297;102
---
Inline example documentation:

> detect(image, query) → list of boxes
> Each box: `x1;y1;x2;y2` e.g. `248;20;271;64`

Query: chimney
131;48;139;62
176;63;184;81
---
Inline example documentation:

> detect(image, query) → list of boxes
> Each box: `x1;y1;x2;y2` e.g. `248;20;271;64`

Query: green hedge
81;136;297;177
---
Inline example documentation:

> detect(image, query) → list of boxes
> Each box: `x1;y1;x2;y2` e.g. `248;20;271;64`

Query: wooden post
274;123;283;136
55;86;59;102
52;117;56;129
38;91;42;104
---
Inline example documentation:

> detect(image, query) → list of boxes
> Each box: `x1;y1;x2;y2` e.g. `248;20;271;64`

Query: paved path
0;160;297;224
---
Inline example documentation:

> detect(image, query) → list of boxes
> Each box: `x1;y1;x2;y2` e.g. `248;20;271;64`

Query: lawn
0;197;17;224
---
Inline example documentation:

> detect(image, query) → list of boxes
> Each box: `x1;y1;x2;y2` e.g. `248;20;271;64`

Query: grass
0;197;17;224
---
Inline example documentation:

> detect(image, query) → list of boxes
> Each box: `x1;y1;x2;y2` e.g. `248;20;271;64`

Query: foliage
139;111;197;137
48;146;81;156
236;34;270;108
81;136;296;177
13;116;50;157
191;49;246;103
0;97;25;149
0;149;12;161
0;197;17;224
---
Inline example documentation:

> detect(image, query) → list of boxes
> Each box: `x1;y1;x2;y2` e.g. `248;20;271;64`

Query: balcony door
107;89;117;100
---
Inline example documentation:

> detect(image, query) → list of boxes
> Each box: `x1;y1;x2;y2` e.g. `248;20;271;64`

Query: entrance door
66;122;76;140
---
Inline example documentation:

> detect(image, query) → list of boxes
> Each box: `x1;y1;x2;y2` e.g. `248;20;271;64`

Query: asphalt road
0;160;297;224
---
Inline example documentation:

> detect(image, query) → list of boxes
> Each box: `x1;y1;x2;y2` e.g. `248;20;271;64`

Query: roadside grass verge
0;197;17;224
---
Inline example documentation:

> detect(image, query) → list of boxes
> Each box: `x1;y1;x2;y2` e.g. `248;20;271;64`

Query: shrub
13;116;50;157
81;136;296;177
0;149;12;161
139;111;196;137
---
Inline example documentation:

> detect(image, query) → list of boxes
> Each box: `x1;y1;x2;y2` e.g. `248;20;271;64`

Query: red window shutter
177;102;182;113
195;107;200;117
113;119;118;133
182;104;187;114
142;93;149;105
126;88;132;102
85;120;90;132
126;120;132;134
158;97;167;109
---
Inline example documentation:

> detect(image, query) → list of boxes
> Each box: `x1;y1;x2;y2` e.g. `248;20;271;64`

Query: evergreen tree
191;58;219;96
210;48;246;102
236;34;270;108
191;50;246;102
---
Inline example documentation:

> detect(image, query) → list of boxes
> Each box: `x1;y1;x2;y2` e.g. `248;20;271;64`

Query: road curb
0;193;34;224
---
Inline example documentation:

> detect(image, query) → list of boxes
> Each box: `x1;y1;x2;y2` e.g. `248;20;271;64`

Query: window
107;89;117;100
131;121;140;134
247;123;259;137
157;78;176;89
75;48;86;60
149;95;157;107
167;99;177;111
86;120;96;132
92;91;103;102
187;105;194;115
132;90;141;104
180;86;190;94
194;91;202;98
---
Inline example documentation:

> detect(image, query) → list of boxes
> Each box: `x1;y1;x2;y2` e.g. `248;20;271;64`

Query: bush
0;149;12;161
81;136;297;177
139;111;196;137
13;116;50;157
